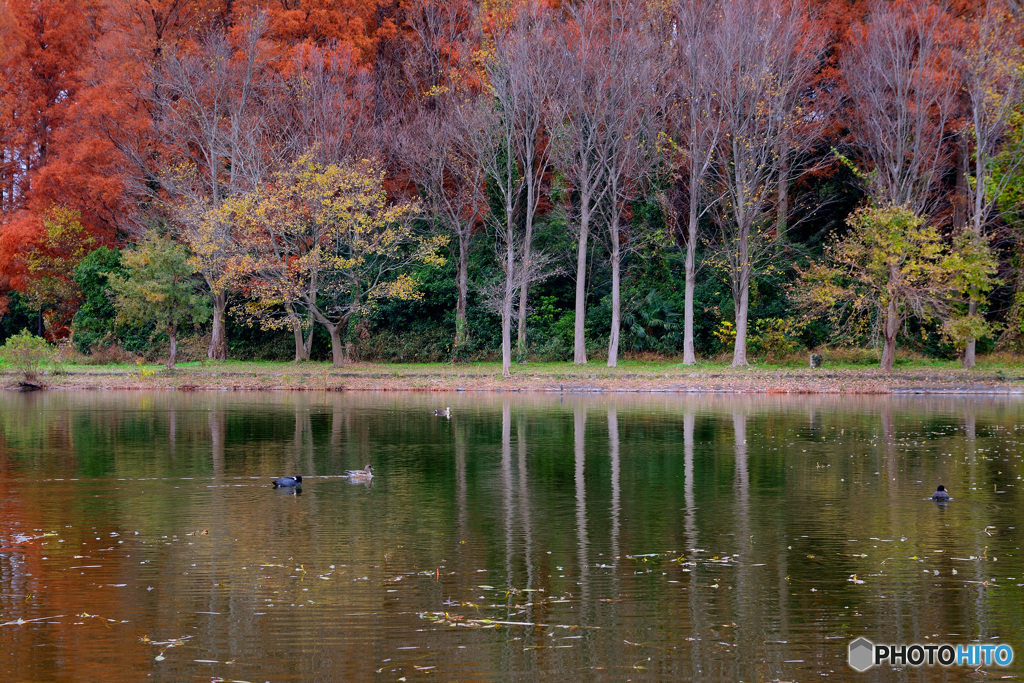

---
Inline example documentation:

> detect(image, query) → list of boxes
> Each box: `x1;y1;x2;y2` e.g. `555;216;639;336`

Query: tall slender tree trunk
880;296;899;372
502;237;515;377
208;290;228;360
574;194;591;365
167;325;178;369
608;213;621;368
731;222;750;367
732;281;749;367
455;230;470;351
958;136;976;369
776;142;790;240
502;196;516;377
683;193;699;365
517;182;537;359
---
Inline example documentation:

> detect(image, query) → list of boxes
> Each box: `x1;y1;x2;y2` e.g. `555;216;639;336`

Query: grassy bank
4;354;1024;394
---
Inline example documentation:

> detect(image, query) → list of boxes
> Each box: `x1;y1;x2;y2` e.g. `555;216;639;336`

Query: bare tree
958;0;1024;366
488;2;562;359
403;0;472;94
551;0;614;365
460;82;524;375
842;0;959;214
598;0;663;367
156;13;279;360
275;43;373;167
712;0;826;366
668;0;727;365
400;0;480;353
402;93;487;353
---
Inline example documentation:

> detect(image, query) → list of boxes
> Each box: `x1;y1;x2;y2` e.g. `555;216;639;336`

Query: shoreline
5;362;1024;395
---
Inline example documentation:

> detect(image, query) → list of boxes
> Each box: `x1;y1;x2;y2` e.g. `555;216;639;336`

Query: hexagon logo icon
849;637;875;672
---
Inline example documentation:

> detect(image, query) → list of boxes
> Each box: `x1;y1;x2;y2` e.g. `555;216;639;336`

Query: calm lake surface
1;391;1022;681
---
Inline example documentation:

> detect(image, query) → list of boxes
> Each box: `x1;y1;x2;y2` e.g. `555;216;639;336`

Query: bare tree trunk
303;309;314;359
286;304;308;362
208;290;228;360
293;319;307;362
517;181;536;359
683;197;698;365
731;222;750;367
776;137;790;240
963;299;977;368
167;325;178;369
310;306;349;368
608;213;621;368
881;297;898;372
327;322;345;367
574;196;591;365
501;187;516;376
456;230;470;350
732;281;749;367
502;235;515;376
776;165;789;239
516;284;529;359
958;135;976;369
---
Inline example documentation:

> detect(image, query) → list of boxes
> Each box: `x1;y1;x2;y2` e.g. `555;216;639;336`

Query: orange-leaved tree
20;207;97;339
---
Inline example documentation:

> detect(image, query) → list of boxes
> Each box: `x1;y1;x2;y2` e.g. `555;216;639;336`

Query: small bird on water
932;485;950;501
272;475;302;488
345;465;374;481
434;406;451;418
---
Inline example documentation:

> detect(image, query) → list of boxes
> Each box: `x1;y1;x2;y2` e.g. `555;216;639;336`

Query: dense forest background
1;0;1022;372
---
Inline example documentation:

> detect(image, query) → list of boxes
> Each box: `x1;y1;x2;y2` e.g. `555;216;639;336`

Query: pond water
1;391;1022;681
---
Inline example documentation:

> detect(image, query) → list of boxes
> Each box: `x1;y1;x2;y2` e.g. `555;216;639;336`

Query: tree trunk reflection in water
455;422;467;544
963;406;990;642
882;404;897;500
168;407;177;459
732;410;753;679
574;404;589;620
516;418;534;606
294;404;315;475
684;410;710;678
206;405;229;642
501;401;514;592
330;404;345;470
608;408;620;567
210;407;225;478
879;402;908;648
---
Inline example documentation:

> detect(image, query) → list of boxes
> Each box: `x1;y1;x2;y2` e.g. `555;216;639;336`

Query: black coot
273;476;303;488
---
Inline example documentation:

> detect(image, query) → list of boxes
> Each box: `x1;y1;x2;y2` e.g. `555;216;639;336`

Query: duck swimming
434;406;451;418
345;465;374;481
932;485;950;501
272;475;303;488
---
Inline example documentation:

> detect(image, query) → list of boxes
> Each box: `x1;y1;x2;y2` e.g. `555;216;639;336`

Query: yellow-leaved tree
225;153;446;365
793;205;998;371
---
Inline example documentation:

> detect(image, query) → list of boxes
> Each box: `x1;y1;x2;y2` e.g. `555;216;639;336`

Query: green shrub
0;330;55;382
749;317;806;361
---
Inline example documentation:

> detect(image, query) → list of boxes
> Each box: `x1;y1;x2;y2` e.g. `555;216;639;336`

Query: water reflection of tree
2;393;1024;679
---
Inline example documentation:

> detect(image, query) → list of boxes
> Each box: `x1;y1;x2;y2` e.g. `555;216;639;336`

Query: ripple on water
0;391;1022;680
